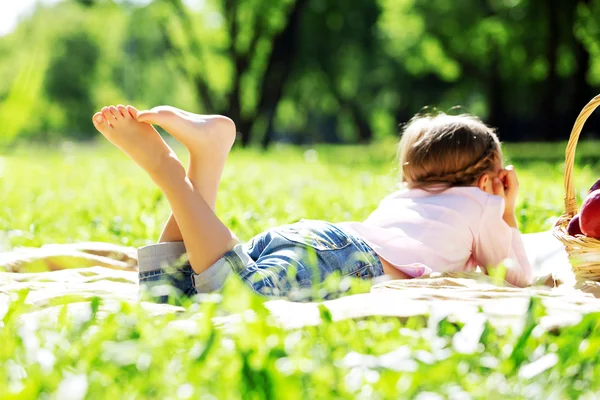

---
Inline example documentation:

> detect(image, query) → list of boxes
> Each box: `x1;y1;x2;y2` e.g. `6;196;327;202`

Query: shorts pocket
274;220;352;251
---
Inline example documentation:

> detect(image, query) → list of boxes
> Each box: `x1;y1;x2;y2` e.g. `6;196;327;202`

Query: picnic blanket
2;232;600;330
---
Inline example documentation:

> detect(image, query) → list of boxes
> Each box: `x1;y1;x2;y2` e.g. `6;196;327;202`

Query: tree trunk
349;103;371;143
321;75;373;143
192;76;214;111
541;0;560;140
261;110;276;148
239;119;253;147
487;46;503;135
571;0;592;132
573;38;592;115
227;71;254;146
256;0;309;149
161;0;215;111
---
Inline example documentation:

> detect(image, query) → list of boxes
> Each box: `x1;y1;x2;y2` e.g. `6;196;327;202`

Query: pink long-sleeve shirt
339;186;533;287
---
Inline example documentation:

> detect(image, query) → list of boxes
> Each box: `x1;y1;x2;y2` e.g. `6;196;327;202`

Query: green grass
1;139;600;399
2;139;599;250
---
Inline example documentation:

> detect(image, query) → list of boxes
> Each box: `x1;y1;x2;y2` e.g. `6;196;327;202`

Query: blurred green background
2;0;600;147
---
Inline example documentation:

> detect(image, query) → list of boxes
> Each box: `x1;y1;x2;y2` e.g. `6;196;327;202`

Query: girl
91;105;532;302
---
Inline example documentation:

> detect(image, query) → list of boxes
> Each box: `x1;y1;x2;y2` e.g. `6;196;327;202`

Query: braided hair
397;113;502;192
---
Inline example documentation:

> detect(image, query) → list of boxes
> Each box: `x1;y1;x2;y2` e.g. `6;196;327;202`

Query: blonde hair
398;113;502;191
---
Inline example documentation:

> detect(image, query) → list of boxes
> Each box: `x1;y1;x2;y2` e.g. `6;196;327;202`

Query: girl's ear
477;173;492;193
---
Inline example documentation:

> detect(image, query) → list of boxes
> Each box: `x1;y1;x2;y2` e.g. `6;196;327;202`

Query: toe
101;107;116;125
92;112;110;132
108;106;122;120
136;106;178;125
117;105;129;119
127;105;140;119
135;109;157;124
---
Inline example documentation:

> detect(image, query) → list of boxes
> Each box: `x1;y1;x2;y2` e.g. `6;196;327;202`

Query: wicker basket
552;94;600;280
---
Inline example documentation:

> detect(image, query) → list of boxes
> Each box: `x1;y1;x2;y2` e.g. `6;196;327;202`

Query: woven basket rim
551;94;600;278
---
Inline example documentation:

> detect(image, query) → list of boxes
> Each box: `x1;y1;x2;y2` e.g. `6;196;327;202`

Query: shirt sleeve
473;196;533;287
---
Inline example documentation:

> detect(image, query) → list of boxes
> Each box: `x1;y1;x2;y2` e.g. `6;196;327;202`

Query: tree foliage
1;0;600;145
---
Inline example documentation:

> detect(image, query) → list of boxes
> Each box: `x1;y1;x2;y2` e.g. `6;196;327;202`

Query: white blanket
1;232;599;331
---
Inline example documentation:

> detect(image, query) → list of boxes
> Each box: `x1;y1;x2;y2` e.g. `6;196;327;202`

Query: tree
2;0;600;145
294;0;383;144
155;0;304;146
44;31;101;138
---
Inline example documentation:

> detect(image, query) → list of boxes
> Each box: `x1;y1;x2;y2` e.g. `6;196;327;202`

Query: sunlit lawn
2;139;599;250
1;139;600;398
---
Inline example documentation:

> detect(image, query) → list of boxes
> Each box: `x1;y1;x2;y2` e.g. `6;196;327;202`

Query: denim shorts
138;220;384;302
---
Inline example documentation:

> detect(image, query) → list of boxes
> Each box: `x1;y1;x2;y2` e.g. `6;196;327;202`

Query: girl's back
340;185;530;286
341;113;531;286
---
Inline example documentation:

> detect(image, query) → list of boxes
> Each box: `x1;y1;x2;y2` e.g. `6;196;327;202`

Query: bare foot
92;105;183;178
134;106;236;156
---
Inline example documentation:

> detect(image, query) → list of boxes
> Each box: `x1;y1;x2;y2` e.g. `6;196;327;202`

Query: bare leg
92;105;238;274
134;106;236;244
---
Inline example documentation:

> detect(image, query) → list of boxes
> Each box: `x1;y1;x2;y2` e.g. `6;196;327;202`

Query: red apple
580;189;600;239
567;214;584;236
590;179;600;194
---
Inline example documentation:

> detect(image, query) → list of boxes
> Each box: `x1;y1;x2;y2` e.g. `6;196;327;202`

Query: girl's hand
493;165;519;228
